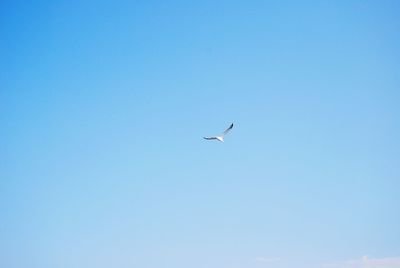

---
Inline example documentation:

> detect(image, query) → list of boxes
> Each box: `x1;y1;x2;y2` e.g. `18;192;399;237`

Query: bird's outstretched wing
222;123;234;136
204;136;218;140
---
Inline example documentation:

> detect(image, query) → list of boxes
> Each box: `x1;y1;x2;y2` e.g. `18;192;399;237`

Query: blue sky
1;1;400;267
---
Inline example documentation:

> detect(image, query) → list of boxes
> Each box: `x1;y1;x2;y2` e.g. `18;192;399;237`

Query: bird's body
203;123;233;142
203;136;224;142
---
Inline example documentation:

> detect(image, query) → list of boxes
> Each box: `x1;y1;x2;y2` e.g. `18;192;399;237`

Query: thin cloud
322;255;400;268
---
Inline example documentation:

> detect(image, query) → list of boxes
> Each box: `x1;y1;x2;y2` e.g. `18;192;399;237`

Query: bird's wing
204;136;218;140
222;123;234;136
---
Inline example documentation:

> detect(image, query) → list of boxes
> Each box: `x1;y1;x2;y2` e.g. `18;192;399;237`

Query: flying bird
204;123;234;142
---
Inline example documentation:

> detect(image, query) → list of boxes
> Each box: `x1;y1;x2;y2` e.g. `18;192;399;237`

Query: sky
1;1;400;268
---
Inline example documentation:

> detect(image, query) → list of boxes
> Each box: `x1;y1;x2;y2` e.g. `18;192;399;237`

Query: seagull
204;123;234;142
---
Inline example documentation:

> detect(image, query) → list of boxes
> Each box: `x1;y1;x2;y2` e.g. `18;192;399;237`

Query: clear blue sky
1;1;399;268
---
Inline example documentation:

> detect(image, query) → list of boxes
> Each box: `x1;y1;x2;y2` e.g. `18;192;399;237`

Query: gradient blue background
1;1;399;267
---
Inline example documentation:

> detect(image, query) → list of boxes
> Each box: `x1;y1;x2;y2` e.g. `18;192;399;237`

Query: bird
204;123;234;142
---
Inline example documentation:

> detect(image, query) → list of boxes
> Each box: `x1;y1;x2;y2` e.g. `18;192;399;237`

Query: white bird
204;123;234;142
